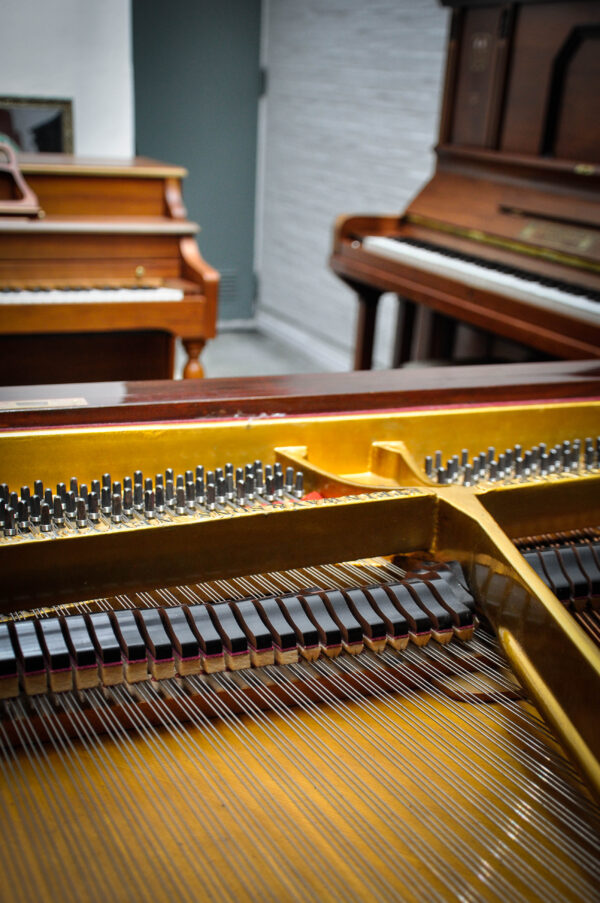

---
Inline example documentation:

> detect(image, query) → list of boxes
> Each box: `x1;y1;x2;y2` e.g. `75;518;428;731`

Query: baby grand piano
330;0;600;368
0;146;219;384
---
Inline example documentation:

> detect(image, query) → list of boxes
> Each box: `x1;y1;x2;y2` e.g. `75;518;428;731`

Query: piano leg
353;285;382;370
182;338;206;378
391;297;417;367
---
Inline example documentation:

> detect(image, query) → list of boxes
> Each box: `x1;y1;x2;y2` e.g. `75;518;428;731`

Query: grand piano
330;0;600;368
0;145;219;384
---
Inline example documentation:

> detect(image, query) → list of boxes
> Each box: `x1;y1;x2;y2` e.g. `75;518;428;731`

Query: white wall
256;0;448;369
0;0;134;157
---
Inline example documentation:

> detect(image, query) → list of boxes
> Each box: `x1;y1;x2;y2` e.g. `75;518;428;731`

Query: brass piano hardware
575;163;596;176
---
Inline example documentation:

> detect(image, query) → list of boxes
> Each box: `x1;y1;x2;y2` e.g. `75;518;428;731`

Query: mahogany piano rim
1;360;599;429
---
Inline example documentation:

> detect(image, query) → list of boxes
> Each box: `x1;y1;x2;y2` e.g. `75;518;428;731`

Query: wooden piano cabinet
0;153;219;384
330;0;600;368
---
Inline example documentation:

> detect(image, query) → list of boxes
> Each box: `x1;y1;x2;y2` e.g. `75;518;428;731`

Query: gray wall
256;0;449;369
133;0;261;320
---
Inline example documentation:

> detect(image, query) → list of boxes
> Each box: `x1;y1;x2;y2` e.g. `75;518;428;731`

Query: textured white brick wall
256;0;449;369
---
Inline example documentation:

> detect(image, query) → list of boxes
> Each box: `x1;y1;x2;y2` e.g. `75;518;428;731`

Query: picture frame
0;96;74;154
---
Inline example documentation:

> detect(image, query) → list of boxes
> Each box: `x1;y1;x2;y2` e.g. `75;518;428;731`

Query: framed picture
0;97;74;153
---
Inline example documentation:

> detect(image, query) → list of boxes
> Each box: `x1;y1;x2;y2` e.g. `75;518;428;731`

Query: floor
176;328;327;379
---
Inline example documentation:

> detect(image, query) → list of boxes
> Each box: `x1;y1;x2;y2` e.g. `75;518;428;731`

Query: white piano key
362;236;600;326
0;287;185;304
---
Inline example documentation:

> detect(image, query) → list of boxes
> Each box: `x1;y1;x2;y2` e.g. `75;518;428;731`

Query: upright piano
0;146;219;384
330;0;600;368
0;361;599;901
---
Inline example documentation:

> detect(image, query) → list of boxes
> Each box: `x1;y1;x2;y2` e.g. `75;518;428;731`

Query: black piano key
231;599;273;651
276;595;319;649
253;597;298;651
403;580;453;631
300;593;342;648
573;543;600;597
554;546;591;604
0;623;17;678
37;618;71;671
208;603;248;655
343;587;387;641
321;590;364;645
13;620;45;674
111;610;148;662
162;607;200;660
137;609;173;662
87;612;122;664
187;605;223;657
384;583;432;635
62;615;97;667
536;549;571;602
423;577;473;628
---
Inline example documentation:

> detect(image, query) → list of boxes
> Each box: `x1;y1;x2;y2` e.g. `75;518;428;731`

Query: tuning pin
196;465;205;481
56;482;67;501
40;502;52;533
235;467;244;487
265;474;275;502
462;464;473;487
424;456;433;478
144;489;155;519
91;479;101;497
133;482;144;511
216;477;227;505
245;474;255;500
102;473;112;490
123;486;134;516
165;479;175;508
17;500;29;531
30;495;41;524
254;465;264;494
79;483;88;501
195;476;205;502
294;472;304;498
186;480;196;508
437;467;447;485
175;486;187;515
275;470;284;498
236;480;245;506
111;493;122;523
69;477;78;496
155;473;164;489
285;467;294;492
101;485;112;515
88;491;100;522
76;497;88;529
53;495;65;526
4;506;16;537
206;482;216;511
65;490;77;520
224;463;233;478
155;484;165;513
133;470;143;486
0;484;9;504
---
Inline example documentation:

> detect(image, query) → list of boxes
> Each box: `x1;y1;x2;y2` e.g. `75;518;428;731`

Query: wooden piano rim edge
16;158;188;180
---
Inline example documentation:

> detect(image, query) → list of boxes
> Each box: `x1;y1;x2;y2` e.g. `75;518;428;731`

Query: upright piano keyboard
331;0;600;367
0;362;599;902
0;145;219;384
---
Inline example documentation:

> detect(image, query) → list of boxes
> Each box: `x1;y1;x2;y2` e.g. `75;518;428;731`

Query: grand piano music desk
0;148;219;384
0;363;599;902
